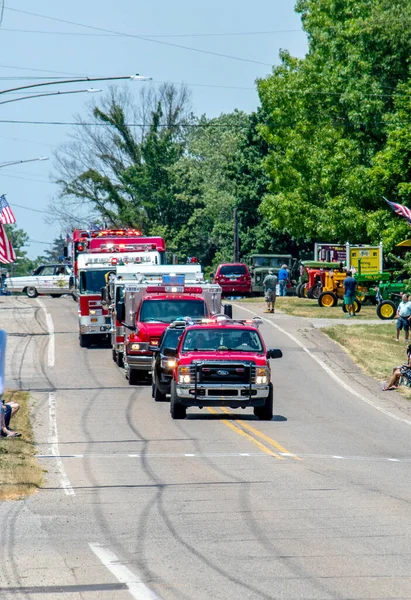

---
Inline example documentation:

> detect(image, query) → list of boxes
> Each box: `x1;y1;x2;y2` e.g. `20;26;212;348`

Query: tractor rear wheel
377;300;396;320
296;283;303;297
307;284;322;299
318;291;338;308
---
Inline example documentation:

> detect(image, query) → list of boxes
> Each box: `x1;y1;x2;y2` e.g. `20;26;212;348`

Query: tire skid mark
125;407;273;600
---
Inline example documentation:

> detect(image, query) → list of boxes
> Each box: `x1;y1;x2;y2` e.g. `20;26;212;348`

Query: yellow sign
349;247;381;274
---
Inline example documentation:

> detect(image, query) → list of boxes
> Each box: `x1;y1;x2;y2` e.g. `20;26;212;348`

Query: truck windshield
139;299;205;323
79;270;111;294
252;257;285;268
182;328;263;352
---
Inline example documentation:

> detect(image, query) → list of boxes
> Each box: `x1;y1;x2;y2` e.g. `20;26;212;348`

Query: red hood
135;322;168;339
178;351;267;366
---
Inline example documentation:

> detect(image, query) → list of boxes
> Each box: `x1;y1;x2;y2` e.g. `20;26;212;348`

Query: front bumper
79;315;110;335
126;354;152;370
176;383;269;407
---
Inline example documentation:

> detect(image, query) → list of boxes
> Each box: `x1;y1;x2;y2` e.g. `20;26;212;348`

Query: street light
0;88;101;106
0;75;152;97
0;157;49;169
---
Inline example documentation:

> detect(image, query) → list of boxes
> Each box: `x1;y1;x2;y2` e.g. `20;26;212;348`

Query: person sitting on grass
383;344;411;391
395;293;411;343
1;397;21;438
343;270;357;318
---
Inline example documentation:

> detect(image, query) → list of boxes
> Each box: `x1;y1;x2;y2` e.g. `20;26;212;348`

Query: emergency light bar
91;229;142;238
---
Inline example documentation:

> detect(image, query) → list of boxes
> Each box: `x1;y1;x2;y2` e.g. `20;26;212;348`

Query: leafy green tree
258;0;411;252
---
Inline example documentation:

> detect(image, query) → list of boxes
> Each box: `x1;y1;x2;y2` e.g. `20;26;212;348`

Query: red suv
213;263;252;297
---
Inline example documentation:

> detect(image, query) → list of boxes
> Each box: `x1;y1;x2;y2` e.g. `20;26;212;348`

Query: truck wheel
318;291;338;307
116;352;124;368
128;368;142;385
79;334;90;348
377;300;396;320
154;384;167;402
26;286;38;298
254;383;273;421
112;348;117;362
170;381;186;419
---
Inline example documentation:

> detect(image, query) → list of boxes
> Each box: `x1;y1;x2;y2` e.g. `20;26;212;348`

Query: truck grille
191;362;254;384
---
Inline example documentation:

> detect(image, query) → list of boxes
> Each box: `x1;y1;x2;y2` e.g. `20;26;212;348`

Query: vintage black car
151;321;186;401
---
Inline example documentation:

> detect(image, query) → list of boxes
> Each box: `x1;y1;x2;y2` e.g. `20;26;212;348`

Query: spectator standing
278;264;289;297
395;293;411;342
343;271;357;318
263;269;278;313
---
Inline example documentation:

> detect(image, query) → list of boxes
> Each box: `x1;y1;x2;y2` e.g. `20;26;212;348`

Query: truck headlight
89;309;96;315
178;366;191;384
161;358;176;369
130;343;141;351
256;367;269;385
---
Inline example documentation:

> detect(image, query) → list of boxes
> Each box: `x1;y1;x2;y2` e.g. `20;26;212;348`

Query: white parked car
5;264;73;298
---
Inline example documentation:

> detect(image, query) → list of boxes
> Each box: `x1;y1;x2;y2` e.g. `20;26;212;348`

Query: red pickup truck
163;316;282;419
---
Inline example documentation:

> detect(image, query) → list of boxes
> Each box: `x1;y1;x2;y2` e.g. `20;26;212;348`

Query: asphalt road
1;295;411;600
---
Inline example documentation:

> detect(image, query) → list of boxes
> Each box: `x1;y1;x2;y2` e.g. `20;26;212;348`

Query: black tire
307;284;321;299
112;348;117;362
154;384;167;402
254;383;273;421
318;291;338;308
116;352;124;368
376;300;397;320
25;286;38;298
50;294;62;298
151;382;155;398
342;299;361;314
79;334;90;348
296;283;303;297
170;381;186;419
128;368;142;385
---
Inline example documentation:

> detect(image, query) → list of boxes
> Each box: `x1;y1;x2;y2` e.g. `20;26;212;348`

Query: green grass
322;323;411;399
0;391;44;500
237;296;380;319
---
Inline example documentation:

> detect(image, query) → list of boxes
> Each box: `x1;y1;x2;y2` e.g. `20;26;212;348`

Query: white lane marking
89;543;161;600
36;452;411;463
48;392;75;496
235;304;411;428
36;298;55;367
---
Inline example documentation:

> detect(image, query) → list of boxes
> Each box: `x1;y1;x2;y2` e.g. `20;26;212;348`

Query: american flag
0;223;16;264
0;195;16;224
384;197;411;225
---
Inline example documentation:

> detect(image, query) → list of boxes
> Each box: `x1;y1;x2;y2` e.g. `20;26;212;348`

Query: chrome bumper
176;383;269;400
126;355;152;370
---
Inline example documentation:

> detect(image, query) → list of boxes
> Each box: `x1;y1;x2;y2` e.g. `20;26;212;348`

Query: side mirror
267;348;282;359
163;347;177;357
116;300;125;323
101;287;107;301
223;304;233;318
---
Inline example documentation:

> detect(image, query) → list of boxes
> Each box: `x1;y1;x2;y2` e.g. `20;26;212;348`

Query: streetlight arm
0;88;102;106
0;157;49;169
0;75;152;96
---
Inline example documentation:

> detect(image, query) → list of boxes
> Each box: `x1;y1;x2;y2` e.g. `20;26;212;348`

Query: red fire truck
116;273;232;384
71;229;167;347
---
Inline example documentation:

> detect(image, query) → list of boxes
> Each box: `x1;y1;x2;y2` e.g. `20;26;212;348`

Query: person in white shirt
396;293;411;342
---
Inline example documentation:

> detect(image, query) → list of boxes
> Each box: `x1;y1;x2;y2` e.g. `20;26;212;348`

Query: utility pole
233;208;239;262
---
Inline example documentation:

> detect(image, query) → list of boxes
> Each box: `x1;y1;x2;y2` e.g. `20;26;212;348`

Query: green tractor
375;280;409;320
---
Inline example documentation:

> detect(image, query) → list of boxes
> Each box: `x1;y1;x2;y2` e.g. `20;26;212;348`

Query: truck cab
164;316;282;419
249;254;295;295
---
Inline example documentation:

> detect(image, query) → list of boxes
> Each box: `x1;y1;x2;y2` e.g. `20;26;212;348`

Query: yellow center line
219;407;302;461
207;407;283;459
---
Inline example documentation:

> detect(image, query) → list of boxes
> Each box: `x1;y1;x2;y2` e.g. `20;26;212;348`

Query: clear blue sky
0;1;307;258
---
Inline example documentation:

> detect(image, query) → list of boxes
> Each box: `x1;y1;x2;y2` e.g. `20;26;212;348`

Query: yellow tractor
318;269;361;313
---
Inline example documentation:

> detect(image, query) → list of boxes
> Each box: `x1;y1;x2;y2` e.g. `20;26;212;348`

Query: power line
12;203;46;214
0;27;302;39
0;62;86;77
4;7;273;68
